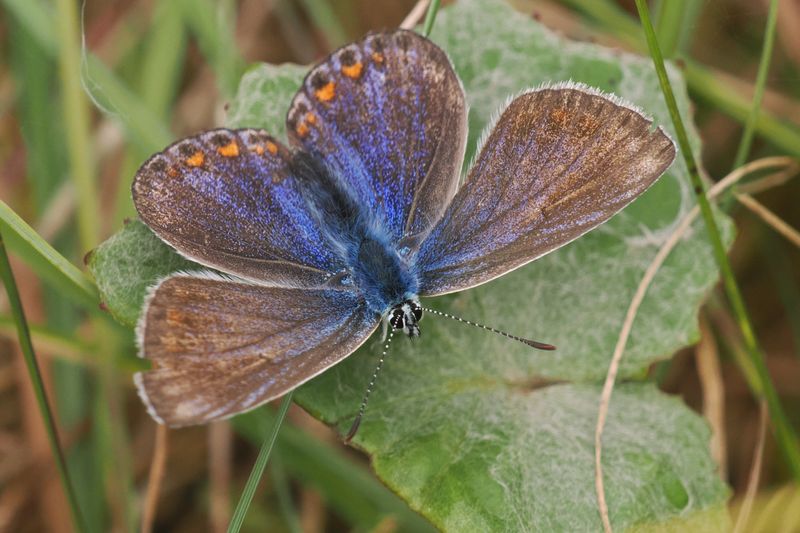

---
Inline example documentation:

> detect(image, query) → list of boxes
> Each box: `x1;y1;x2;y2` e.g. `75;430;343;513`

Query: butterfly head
388;299;423;338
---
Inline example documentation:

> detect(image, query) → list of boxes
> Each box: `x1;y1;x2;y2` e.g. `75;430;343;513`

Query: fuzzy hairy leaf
90;0;732;530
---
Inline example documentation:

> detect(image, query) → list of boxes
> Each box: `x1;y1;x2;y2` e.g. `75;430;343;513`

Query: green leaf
90;0;732;529
87;220;193;327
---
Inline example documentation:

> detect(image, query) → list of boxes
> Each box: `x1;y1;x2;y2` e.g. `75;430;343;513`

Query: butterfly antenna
421;307;556;351
345;330;396;443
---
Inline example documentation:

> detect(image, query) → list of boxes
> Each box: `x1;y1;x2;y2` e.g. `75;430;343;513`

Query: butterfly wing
135;274;379;426
416;85;676;296
132;128;346;288
286;29;467;244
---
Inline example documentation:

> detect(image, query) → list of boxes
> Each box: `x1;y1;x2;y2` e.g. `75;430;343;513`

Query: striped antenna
421;307;556;351
345;330;396;443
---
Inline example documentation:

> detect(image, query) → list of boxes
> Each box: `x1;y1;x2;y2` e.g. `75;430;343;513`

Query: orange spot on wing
266;141;278;154
296;122;310;138
549;108;569;127
166;308;184;326
305;112;317;125
342;61;363;79
371;52;384;64
251;144;265;155
167;167;179;178
185;150;205;167
315;81;336;102
217;141;240;157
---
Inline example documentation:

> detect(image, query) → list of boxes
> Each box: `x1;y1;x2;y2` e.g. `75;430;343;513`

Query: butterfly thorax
351;232;419;315
291;152;421;320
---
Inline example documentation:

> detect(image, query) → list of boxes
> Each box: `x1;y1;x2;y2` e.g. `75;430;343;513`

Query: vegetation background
1;0;799;531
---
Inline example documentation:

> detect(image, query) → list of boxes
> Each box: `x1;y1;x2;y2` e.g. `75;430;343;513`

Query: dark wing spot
210;132;231;147
394;32;412;51
370;35;385;53
177;142;196;156
149;158;168;172
340;49;357;66
310;71;328;90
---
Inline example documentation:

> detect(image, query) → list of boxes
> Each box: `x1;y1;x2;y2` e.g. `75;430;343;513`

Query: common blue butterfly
131;30;675;429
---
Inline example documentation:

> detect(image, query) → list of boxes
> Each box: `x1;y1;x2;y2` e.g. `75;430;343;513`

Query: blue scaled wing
286;29;467;244
132;128;345;288
135;274;379;426
416;85;676;296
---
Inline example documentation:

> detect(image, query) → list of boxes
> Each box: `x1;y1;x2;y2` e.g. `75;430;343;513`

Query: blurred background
1;0;799;531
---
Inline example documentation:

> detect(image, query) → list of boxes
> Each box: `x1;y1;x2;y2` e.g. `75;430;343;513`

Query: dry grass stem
736;193;800;249
400;0;431;29
209;421;232;533
732;401;768;533
594;156;797;532
696;315;727;478
141;424;168;533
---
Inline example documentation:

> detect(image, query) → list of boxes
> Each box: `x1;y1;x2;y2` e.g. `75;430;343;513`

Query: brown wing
416;84;676;296
135;274;379;426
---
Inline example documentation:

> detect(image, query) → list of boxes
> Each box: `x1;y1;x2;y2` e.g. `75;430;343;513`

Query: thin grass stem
227;392;294;533
0;231;86;532
634;0;800;479
732;0;779;169
423;0;441;37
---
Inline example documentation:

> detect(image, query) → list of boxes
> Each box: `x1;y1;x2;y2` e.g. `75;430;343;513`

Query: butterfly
131;29;675;430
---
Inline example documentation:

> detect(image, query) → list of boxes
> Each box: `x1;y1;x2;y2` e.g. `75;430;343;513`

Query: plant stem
54;0;99;251
732;0;779;169
634;0;800;479
0;231;86;532
227;393;294;533
423;0;441;37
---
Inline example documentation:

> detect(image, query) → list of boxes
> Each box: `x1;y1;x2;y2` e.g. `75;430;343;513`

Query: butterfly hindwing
135;274;379;426
416;85;677;296
286;30;468;244
132;128;346;288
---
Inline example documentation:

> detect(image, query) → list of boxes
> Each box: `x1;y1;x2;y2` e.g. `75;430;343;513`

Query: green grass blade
140;2;188;117
683;63;800;159
732;0;780;169
233;411;435;531
113;2;188;226
0;199;98;310
298;0;348;48
423;0;442;37
179;0;245;99
54;0;98;251
2;0;174;153
634;0;800;480
653;0;703;58
0;231;86;532
0;314;93;360
227;393;294;533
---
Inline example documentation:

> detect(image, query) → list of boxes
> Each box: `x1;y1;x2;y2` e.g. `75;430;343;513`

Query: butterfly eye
389;308;404;330
411;303;422;321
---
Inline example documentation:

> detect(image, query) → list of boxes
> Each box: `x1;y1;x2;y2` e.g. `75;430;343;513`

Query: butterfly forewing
136;274;379;426
132;128;345;288
286;29;468;244
416;85;677;296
